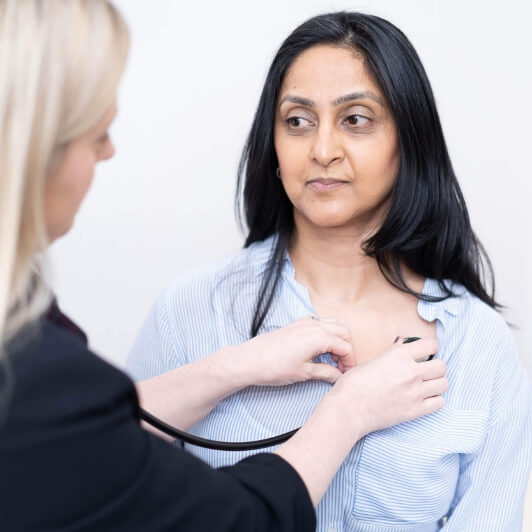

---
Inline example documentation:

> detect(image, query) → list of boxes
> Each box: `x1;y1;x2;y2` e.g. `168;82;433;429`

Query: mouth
306;178;348;192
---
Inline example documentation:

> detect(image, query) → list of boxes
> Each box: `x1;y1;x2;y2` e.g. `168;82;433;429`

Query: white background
48;1;532;524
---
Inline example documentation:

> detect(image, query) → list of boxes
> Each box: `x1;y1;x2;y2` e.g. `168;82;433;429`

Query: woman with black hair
0;3;451;530
129;12;531;530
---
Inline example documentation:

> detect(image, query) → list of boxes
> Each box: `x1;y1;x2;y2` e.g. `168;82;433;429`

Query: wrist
324;381;370;441
224;339;279;388
208;345;255;392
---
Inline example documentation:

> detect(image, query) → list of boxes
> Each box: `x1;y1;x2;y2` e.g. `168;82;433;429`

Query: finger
421;395;445;415
330;354;343;370
314;328;352;356
319;321;352;344
306;362;343;383
418;358;446;380
422;377;449;398
298;314;320;322
335;356;350;372
399;338;439;361
320;317;338;323
322;336;355;367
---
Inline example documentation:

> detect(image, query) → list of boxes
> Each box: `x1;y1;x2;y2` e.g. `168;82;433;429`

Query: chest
188;383;487;530
310;293;437;364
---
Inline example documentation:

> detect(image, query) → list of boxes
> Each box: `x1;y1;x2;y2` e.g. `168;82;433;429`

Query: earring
276;167;281;179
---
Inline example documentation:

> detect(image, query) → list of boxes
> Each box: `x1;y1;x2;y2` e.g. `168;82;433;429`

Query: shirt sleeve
442;332;532;530
126;287;187;381
109;428;317;532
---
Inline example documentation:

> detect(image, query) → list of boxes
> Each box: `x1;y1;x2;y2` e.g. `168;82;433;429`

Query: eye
344;114;370;127
286;116;312;129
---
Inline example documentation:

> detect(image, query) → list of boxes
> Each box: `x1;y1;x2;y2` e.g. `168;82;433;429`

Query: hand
329;338;447;436
233;316;355;386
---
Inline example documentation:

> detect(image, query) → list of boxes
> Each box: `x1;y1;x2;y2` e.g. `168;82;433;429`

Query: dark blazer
0;306;315;531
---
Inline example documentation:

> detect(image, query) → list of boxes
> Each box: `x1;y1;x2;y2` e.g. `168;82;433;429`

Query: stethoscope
139;336;426;452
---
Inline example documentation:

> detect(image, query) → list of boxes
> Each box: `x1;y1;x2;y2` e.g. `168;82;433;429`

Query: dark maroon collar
46;299;88;346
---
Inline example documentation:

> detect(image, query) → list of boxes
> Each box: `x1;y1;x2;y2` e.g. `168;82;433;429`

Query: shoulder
421;278;520;376
157;237;276;316
422;278;512;347
127;238;278;368
421;279;528;412
4;318;135;427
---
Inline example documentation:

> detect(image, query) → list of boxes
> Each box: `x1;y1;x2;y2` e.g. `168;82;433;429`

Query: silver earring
276;167;281;179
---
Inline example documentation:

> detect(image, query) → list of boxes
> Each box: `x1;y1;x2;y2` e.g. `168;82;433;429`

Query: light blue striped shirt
127;236;532;531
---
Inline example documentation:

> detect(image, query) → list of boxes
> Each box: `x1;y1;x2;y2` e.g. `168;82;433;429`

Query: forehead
280;44;381;100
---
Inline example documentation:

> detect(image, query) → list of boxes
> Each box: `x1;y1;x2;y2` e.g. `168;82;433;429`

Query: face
274;45;399;234
44;100;118;241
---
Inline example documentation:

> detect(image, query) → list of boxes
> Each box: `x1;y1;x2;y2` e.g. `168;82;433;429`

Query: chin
307;206;357;225
302;211;385;235
308;215;354;229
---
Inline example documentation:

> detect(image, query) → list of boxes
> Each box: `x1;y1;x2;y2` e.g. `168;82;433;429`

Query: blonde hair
0;0;129;349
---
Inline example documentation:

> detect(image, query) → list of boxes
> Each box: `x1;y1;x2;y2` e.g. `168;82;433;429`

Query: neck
289;219;385;305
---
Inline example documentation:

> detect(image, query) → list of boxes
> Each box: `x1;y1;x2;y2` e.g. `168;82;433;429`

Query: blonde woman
0;1;447;530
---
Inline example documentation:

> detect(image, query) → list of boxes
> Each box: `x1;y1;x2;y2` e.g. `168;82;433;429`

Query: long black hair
235;12;498;337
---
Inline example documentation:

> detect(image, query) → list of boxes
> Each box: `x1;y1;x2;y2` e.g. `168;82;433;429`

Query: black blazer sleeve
0;320;316;531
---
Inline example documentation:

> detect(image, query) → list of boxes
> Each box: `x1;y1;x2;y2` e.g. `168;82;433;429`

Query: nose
310;123;344;167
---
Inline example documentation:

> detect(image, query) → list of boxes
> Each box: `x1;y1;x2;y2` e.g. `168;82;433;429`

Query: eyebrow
278;95;315;107
333;91;383;106
278;91;383;108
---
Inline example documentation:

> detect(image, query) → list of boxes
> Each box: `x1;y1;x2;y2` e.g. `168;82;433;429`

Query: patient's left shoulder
436;283;529;414
457;288;515;354
422;279;511;344
425;280;519;371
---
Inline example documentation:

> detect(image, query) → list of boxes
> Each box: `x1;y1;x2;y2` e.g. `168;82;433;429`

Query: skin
44;101;118;241
274;45;436;364
42;91;446;508
275;45;399;233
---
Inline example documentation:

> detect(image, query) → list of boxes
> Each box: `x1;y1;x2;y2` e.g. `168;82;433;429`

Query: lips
307;177;348;191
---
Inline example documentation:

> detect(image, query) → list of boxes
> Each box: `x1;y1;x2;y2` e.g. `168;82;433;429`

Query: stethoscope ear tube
139;337;425;451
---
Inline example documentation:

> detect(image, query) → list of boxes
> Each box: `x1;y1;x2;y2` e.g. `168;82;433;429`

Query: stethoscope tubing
139;337;423;451
139;407;297;450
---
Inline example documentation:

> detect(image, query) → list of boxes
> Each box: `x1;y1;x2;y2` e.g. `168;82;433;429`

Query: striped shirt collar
249;235;466;320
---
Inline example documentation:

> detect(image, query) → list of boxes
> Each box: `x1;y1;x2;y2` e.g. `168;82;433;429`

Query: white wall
50;0;532;377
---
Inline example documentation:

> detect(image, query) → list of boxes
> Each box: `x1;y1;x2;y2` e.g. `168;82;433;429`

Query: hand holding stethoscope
140;315;437;451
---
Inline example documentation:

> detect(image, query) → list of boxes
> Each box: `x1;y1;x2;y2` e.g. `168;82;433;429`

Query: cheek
45;148;96;234
55;157;94;211
275;133;310;202
275;129;306;172
349;133;399;192
75;156;95;200
44;142;96;240
274;130;287;169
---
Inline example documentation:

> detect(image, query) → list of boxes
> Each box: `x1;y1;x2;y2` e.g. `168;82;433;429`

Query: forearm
135;346;250;439
274;390;366;506
132;317;358;440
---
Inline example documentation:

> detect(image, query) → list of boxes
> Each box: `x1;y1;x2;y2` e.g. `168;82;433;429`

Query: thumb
306;362;343;383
